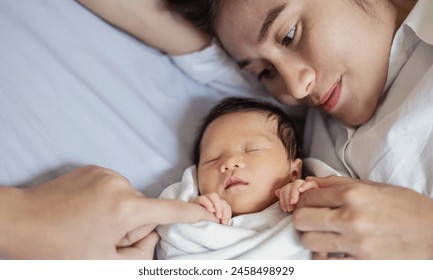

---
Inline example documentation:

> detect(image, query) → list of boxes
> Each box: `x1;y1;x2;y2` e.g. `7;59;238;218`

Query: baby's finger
290;180;306;204
206;193;223;219
280;185;293;212
275;188;281;198
220;200;232;225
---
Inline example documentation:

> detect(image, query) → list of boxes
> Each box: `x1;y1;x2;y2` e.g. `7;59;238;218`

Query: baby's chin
231;201;275;217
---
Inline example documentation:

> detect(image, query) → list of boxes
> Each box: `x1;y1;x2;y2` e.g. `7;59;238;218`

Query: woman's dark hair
167;0;375;36
192;97;302;166
166;0;221;35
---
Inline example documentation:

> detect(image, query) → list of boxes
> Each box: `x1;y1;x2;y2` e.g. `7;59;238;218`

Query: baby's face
197;111;301;216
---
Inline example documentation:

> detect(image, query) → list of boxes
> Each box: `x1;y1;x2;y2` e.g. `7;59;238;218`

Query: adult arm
77;0;211;55
293;176;433;259
0;165;217;259
78;0;290;113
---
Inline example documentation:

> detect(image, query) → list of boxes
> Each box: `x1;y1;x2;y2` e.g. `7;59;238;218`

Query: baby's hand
275;179;319;212
191;193;232;225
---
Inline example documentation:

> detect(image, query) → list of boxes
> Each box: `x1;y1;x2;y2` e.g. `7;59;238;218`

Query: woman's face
215;0;396;126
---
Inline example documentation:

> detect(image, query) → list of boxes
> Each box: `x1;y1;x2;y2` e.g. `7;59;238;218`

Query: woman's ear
290;158;303;180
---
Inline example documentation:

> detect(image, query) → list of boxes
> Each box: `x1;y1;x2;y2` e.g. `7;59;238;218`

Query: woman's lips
320;78;342;112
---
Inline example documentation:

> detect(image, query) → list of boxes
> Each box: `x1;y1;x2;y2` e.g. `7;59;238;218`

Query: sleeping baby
156;97;341;259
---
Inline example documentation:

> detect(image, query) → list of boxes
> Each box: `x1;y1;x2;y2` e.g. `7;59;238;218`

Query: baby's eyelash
202;158;219;165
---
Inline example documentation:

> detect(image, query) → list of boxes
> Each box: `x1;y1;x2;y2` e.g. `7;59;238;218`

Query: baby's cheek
196;174;206;195
197;181;212;196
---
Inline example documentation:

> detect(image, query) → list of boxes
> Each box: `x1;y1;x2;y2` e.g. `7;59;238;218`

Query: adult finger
298;180;319;192
313;252;355;260
301;231;356;257
125;197;219;229
313;252;328;260
305;175;350;187
296;183;348;208
192;196;216;214
117;231;160;260
117;224;156;247
326;253;355;260
293;207;341;232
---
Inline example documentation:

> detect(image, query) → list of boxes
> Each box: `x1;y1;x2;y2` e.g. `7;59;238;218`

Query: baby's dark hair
192;97;302;166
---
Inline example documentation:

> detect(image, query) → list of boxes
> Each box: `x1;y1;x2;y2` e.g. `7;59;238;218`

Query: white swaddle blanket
156;161;339;260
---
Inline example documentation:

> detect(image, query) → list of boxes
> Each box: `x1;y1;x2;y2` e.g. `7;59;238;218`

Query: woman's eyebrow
258;4;287;43
236;4;287;69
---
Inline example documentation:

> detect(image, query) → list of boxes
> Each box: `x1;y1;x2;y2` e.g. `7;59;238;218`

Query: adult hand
292;176;433;259
0;165;217;259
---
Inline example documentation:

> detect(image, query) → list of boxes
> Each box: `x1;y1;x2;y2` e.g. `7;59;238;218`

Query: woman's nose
275;60;315;100
219;156;245;172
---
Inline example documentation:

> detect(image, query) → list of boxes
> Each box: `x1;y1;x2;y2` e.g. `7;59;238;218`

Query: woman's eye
258;68;271;80
257;66;276;81
281;25;297;46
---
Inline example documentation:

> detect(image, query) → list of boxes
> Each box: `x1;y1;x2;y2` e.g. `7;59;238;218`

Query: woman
80;0;433;259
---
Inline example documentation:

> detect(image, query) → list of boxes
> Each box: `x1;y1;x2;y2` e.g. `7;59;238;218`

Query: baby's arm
78;0;211;55
275;179;319;212
192;193;232;225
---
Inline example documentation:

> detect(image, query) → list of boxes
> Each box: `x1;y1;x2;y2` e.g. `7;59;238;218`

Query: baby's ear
290;158;302;180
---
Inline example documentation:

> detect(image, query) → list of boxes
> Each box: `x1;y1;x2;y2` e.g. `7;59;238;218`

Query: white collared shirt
303;0;433;195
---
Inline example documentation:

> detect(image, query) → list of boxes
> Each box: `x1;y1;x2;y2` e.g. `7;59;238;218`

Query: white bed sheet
0;0;267;197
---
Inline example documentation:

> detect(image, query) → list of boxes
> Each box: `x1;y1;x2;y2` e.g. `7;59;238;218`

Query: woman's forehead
217;0;287;27
215;0;293;56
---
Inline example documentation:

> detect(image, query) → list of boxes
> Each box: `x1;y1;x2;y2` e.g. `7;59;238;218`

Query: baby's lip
224;176;248;189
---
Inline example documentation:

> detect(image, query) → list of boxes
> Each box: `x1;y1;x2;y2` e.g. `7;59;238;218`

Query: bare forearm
78;0;211;54
0;165;219;259
0;186;26;259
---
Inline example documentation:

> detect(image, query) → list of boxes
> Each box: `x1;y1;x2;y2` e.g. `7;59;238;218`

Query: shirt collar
384;0;432;92
404;0;433;45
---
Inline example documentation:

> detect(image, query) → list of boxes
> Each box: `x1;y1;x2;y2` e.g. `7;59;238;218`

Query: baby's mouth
224;176;249;189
